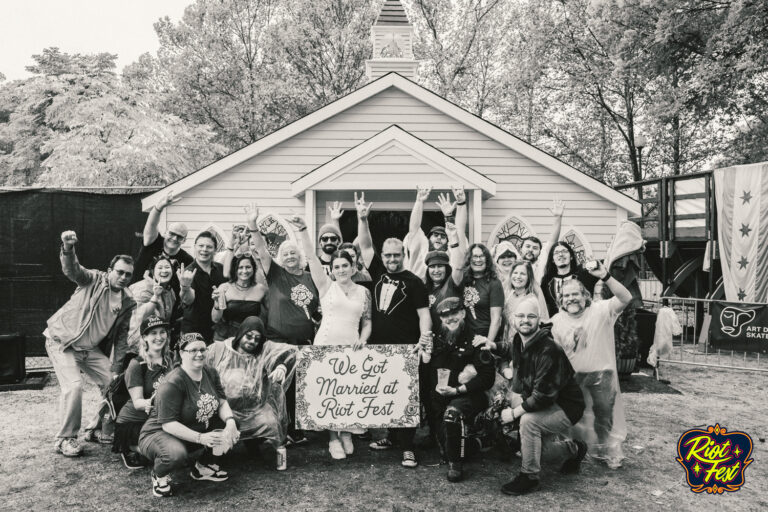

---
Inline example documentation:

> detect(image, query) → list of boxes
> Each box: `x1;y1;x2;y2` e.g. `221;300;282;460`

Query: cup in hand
210;429;228;456
217;288;228;310
436;368;451;389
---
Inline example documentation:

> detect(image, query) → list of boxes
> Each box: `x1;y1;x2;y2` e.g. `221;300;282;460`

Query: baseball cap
141;315;170;335
425;250;450;267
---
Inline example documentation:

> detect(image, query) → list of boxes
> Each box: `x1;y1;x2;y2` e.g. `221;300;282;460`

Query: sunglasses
320;236;340;243
513;314;540;321
243;332;263;341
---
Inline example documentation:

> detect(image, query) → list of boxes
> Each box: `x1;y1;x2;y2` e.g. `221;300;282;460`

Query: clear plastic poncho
205;317;297;448
552;297;628;467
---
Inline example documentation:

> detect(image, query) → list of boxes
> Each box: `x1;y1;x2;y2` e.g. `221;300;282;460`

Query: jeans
576;370;616;448
138;430;219;477
46;338;112;439
520;404;579;476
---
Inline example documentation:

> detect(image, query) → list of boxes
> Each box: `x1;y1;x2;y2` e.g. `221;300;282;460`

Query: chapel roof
376;0;410;26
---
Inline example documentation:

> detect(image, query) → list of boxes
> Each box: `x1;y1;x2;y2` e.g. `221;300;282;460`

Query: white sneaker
401;450;418;468
151;471;173;497
55;438;82;457
340;433;354;455
328;439;346;460
190;461;229;482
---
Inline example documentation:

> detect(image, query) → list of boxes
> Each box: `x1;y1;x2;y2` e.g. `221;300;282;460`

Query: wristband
226;246;234;251
298;227;307;232
449;242;459;249
600;272;612;282
223;415;236;424
456;201;466;206
196;433;202;444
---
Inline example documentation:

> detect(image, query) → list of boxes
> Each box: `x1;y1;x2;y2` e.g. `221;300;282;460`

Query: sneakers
82;429;113;445
151;471;173;497
339;432;354;455
501;473;540;496
447;461;463;482
190;461;229;482
54;438;83;457
560;439;588;474
369;438;393;451
328;439;346;460
401;451;418;468
121;451;146;470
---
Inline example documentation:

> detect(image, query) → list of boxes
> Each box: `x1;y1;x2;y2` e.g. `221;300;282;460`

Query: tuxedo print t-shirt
367;253;428;345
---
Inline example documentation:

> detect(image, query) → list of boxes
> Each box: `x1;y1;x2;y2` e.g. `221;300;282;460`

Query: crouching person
485;297;586;496
138;333;240;498
205;316;297;466
45;231;136;457
426;297;495;482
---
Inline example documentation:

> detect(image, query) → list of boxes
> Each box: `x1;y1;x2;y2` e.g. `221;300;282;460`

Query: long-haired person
461;243;504;342
492;241;521;289
288;215;372;459
113;316;173;469
211;252;267;341
127;255;176;351
138;333;240;498
540;241;597;317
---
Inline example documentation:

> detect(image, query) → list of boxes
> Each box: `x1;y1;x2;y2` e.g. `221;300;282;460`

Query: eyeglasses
167;232;186;241
113;269;133;278
553;249;570;256
513;314;540;321
182;348;207;354
320;236;340;243
243;332;263;341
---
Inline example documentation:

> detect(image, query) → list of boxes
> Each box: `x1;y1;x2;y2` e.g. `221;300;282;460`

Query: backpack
105;353;145;419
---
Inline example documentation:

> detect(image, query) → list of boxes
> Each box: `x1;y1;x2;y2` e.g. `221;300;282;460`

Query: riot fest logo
676;424;754;494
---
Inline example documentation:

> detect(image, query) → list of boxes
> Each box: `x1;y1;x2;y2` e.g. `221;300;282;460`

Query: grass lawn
1;364;766;511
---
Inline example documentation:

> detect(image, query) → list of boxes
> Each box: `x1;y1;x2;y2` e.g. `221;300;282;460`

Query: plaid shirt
494;325;585;425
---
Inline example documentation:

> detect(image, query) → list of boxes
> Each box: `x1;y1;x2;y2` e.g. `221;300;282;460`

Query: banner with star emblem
714;163;768;303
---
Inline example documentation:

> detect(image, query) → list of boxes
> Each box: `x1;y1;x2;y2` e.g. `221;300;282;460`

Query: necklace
234;281;251;291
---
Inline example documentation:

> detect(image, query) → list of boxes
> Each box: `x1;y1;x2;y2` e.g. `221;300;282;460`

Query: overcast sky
0;0;192;80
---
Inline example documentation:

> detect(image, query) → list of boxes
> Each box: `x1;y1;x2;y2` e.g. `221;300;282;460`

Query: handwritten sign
295;345;420;431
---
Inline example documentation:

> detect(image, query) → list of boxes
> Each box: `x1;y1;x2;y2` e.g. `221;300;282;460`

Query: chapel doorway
338;210;444;251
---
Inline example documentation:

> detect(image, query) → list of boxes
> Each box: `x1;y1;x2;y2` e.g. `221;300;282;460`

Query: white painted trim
291;125;496;197
561;225;595;260
615;207;628;228
486;214;538;247
305;190;316;251
323;200;441;213
142;73;640;215
472;189;482;244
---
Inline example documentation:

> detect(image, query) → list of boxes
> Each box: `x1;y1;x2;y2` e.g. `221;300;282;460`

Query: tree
0;48;223;187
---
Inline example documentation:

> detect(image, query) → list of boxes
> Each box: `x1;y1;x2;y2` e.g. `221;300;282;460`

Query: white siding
170;87;624;257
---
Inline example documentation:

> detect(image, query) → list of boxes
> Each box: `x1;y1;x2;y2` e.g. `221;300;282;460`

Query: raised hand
354;192;373;219
177;263;197;288
586;259;608;280
60;230;78;250
416;185;432;202
452;185;466;204
329;201;344;222
550;198;565;218
435;192;456;216
285;215;307;231
152;278;164;298
244;203;260;231
155;191;180;212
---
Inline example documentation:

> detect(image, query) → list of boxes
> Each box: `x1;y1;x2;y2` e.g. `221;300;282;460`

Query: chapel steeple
365;0;419;81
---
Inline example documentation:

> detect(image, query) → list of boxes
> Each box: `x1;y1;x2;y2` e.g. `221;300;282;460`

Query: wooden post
305;189;316;251
472;189;482;244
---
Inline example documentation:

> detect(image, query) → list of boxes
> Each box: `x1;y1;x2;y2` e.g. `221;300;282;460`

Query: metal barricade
643;297;768;373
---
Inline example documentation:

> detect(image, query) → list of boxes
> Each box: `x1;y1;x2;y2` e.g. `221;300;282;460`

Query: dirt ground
1;364;766;512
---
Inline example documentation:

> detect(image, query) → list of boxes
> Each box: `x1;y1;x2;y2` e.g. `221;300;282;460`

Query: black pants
430;392;487;462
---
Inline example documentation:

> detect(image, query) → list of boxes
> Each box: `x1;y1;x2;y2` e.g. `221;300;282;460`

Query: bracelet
600;272;612;282
226;246;234;251
223;415;235;424
298;227;307;232
449;242;459;249
196;433;202;444
456;201;466;206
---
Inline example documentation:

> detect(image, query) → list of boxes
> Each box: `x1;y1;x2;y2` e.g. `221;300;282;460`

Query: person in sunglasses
316;223;343;276
138;332;240;498
45;230;137;457
132;191;193;285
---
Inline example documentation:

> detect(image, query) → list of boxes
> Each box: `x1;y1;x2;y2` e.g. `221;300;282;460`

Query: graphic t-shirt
542;267;598;317
462;277;504;337
263;263;319;344
181;261;226;343
367;254;429;345
117;358;170;424
132;235;193;285
140;366;226;436
551;297;623;373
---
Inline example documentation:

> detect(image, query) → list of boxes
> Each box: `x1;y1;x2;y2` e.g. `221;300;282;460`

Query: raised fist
61;231;78;250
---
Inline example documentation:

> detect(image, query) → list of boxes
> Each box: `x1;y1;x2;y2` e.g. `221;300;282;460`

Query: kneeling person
428;297;495;482
205;317;297;463
486;297;586;496
138;333;240;498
